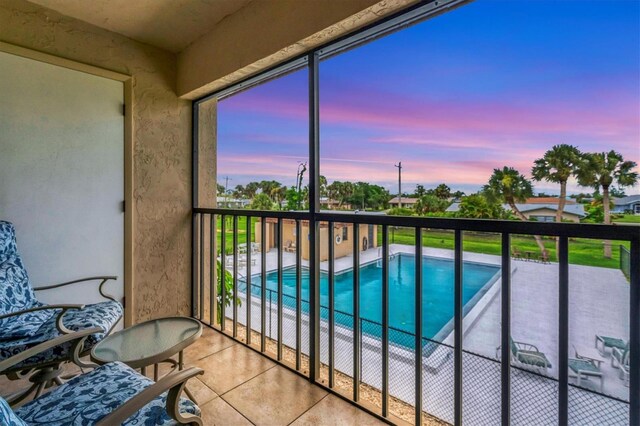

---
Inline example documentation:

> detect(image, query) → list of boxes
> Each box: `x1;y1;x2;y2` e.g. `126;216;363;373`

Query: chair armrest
35;276;118;302
96;368;204;426
514;341;538;352
576;353;603;368
0;304;84;321
0;327;101;373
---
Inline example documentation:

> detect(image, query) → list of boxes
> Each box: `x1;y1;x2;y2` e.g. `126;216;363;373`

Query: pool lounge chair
283;240;296;253
569;345;604;392
612;343;629;368
595;334;626;356
497;338;552;373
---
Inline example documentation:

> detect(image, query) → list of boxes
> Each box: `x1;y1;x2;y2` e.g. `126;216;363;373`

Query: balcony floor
0;326;385;425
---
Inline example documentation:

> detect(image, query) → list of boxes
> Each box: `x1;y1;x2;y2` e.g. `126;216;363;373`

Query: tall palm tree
532;144;582;259
576;150;638;258
484;167;546;253
532;144;582;223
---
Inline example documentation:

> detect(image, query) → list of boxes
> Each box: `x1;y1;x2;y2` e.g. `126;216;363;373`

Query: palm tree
532;144;582;259
532;144;582;222
484;167;546;253
576;150;638;258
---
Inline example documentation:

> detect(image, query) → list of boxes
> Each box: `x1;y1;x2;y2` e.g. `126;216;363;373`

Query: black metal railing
621;245;631;281
192;207;639;425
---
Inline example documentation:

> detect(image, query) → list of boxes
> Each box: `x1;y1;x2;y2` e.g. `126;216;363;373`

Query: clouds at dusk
217;0;639;194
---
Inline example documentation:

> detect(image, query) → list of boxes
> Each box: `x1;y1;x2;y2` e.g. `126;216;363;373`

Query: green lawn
613;215;640;224
216;216;254;254
383;227;629;269
213;215;627;269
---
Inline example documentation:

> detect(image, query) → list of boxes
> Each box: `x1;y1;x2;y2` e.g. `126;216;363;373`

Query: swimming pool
241;254;500;346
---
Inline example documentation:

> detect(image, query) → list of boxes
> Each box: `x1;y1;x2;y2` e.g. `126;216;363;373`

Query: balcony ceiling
25;0;253;53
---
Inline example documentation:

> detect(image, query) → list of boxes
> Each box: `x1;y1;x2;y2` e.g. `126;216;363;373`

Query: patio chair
595;334;626;356
537;249;550;264
0;220;123;404
612;342;629;369
569;345;604;392
497;338;552;373
0;329;204;425
616;348;630;387
283;239;296;253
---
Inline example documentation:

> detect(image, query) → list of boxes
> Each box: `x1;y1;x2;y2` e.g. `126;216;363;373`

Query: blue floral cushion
0;255;52;340
15;362;200;425
0;397;27;426
0;301;123;369
0;221;18;264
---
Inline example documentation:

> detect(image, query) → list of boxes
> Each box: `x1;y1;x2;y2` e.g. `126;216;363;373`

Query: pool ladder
376;247;397;268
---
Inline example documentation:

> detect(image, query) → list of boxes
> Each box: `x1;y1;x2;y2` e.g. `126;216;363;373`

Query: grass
213;215;628;269
613;215;640;224
383;227;629;269
216;216;253;254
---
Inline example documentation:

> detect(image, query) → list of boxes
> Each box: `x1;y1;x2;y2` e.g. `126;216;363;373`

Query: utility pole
394;162;402;208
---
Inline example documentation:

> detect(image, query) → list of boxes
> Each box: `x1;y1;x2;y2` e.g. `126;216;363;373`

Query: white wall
0;51;124;306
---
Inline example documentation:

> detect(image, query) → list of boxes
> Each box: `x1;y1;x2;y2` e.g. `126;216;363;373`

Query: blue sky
217;0;640;195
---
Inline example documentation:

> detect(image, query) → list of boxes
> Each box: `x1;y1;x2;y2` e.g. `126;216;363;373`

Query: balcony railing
191;207;639;425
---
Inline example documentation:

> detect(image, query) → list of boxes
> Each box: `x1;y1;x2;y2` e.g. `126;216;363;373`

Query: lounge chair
569;345;604;392
537;249;550;264
616;348;630;387
612;342;629;369
283;240;296;253
595;334;626;356
496;338;552;373
0;221;122;404
0;330;204;425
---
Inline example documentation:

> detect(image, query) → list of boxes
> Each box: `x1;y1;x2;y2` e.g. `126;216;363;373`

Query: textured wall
0;0;192;323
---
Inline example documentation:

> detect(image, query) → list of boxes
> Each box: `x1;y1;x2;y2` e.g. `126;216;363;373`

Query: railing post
220;215;226;332
630;237;639;426
233;215;238;338
415;227;423;426
246;216;252;345
353;224;361;402
199;213;205;320
277;218;283;360
558;235;569;425
260;218;267;352
454;229;463;426
295;219;302;371
210;214;216;327
329;222;336;387
191;213;198;318
500;233;511;425
382;224;389;417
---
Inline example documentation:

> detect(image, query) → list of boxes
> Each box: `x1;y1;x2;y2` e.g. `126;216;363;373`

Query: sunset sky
217;0;640;195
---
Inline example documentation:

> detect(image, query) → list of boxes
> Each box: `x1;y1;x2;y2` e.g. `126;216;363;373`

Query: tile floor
0;326;386;426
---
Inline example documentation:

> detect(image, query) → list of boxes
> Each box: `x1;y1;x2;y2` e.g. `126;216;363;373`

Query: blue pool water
242;254;499;344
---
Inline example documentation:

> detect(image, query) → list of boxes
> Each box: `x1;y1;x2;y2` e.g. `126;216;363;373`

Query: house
447;198;585;222
613;195;640;214
216;196;251;209
255;215;378;261
388;196;418;208
320;197;351;210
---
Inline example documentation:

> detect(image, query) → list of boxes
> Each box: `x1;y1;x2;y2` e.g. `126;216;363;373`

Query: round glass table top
91;317;202;368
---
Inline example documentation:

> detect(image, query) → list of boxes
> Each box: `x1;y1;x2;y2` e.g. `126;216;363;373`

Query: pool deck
224;244;630;424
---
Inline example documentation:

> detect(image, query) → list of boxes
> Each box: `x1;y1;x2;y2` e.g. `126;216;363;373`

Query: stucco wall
0;0;192;323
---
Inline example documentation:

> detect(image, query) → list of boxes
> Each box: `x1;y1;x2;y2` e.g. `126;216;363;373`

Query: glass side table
91;316;202;400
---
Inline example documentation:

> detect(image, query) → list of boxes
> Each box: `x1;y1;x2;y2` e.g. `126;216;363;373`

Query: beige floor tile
290;394;385;426
200;396;253;425
183;328;237;364
194;345;275;394
223;366;326;426
186;377;218;405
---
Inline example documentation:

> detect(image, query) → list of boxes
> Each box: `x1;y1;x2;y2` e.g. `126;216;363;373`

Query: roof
513;203;585;217
525;197;575;205
613;195;640;206
446;202;585;217
388;197;418;204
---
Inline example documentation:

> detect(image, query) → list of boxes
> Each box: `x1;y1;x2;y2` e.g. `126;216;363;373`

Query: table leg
154;363;159;381
178;350;197;403
141;366;146;377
